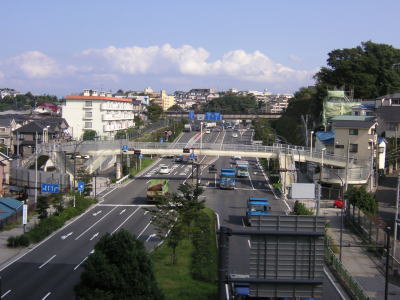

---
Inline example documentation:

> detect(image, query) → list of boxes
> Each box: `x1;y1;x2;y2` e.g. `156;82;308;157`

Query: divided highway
0;127;346;299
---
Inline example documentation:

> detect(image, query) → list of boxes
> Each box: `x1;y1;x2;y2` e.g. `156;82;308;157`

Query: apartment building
264;94;292;114
63;89;135;139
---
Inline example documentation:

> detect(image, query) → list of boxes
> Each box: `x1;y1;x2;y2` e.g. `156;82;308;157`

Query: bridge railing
39;140;370;168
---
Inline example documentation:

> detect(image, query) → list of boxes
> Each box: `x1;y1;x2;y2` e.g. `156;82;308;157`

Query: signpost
77;181;85;192
122;145;128;151
41;184;60;194
188;111;195;121
22;204;28;233
159;137;164;143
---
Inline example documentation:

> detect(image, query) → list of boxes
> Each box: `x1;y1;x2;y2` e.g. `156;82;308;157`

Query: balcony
102;113;134;121
100;103;133;111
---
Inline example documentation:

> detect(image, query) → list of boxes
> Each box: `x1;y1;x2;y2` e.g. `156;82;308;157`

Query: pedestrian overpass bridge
40;140;371;186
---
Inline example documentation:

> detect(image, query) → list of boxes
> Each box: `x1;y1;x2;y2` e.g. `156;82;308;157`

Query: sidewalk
324;207;400;299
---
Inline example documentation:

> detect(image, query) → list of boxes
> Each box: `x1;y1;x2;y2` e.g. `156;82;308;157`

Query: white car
205;129;211;134
158;165;171;174
232;133;238;138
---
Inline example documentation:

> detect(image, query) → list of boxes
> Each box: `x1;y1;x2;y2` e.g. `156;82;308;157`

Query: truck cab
235;160;249;177
219;168;236;189
246;197;270;225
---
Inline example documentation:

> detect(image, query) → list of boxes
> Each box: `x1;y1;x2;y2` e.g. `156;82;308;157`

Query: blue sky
1;0;399;96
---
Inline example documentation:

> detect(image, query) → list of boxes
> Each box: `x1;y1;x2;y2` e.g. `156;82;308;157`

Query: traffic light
183;148;190;153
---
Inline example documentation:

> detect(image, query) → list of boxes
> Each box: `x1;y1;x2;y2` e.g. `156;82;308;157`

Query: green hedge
191;210;217;282
7;195;97;247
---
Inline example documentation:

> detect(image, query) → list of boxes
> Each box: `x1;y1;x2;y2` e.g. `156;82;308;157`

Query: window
0;127;6;133
335;144;344;149
353;111;360;116
0;138;5;144
85;122;92;129
392;99;400;105
85;101;93;107
349;129;358;135
85;111;92;118
349;144;358;153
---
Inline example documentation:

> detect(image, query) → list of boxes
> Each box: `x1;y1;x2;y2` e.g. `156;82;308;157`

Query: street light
34;132;38;206
310;130;314;157
369;138;375;191
200;121;203;153
42;125;50;144
320;148;326;182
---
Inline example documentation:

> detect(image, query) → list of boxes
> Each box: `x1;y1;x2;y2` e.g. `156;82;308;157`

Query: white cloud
82;44;314;84
9;51;58;78
289;54;303;63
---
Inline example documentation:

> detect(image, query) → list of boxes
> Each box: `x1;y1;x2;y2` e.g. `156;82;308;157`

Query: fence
324;245;370;300
347;204;400;284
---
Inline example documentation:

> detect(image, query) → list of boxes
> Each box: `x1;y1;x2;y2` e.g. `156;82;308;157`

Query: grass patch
129;158;154;177
151;208;217;300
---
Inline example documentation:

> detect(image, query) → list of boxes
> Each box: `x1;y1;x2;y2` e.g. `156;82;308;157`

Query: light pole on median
310;130;314;157
320;148;326;182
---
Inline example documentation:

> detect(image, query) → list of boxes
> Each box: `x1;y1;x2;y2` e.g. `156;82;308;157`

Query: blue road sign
205;112;212;121
214;112;221;120
77;181;85;192
188;111;195;121
41;184;60;193
122;145;128;151
139;154;143;159
189;153;196;159
159;137;164;143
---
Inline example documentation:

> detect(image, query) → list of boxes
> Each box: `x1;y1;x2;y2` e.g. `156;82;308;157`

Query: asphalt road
0;127;348;300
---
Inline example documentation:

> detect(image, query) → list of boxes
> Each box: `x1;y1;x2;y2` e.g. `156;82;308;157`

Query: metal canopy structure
219;215;325;299
249;215;325;298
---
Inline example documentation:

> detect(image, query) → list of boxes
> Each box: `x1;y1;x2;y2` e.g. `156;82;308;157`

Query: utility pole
316;183;321;216
385;227;391;300
34;132;38;206
394;174;400;257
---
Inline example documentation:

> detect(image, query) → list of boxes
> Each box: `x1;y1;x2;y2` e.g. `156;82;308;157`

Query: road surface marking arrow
92;210;102;216
120;209;126;215
90;232;99;241
61;232;73;240
146;233;156;242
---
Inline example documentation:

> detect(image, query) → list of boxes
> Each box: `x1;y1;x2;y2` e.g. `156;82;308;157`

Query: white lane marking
112;207;140;234
61;232;73;240
38;255;56;269
137;222;152;238
92;210;102;216
248;172;255;190
146;180;151;183
75;207;117;240
324;267;347;300
41;292;51;300
242;217;246;227
215;212;221;230
89;249;95;254
120;209;126;215
73;256;88;271
248;240;251;248
225;283;230;300
90;232;99;241
146;233;156;242
144;210;149;215
1;290;11;298
100;187;117;199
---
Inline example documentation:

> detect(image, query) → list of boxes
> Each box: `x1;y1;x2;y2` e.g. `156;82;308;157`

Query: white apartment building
63;90;135;139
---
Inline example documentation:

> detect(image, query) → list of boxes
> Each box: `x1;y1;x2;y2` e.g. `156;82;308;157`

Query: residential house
33;102;60;115
0;152;12;197
375;93;400;138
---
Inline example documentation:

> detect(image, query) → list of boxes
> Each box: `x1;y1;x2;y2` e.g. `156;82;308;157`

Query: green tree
36;196;49;219
114;130;127;140
167;104;184;112
201;95;258;113
293;201;314;216
346;186;378;215
146;102;163;121
76;169;93;195
75;229;163;300
134;115;144;128
315;41;400;99
147;183;205;264
82;130;97;141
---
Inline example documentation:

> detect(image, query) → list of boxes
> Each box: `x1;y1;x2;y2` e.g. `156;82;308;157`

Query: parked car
205;129;211;134
158;165;171;174
334;198;344;208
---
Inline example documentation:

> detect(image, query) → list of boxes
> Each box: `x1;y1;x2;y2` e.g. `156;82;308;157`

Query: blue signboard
77;181;85;192
205;112;212;121
214;112;221;121
159;137;164;143
188;111;195;121
41;184;60;194
189;153;196;159
139;154;143;159
122;145;128;151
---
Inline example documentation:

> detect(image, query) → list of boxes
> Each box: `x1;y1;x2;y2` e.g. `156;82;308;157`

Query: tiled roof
376;106;400;122
332;119;376;129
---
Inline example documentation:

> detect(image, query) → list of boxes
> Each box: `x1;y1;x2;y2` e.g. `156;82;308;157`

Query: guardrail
115;174;130;184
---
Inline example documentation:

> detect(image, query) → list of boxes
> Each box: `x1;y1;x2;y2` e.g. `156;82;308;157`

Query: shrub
191;211;215;282
293;201;314;216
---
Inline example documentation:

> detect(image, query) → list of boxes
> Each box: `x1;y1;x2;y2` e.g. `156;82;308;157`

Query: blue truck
246;197;270;225
219;168;236;189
